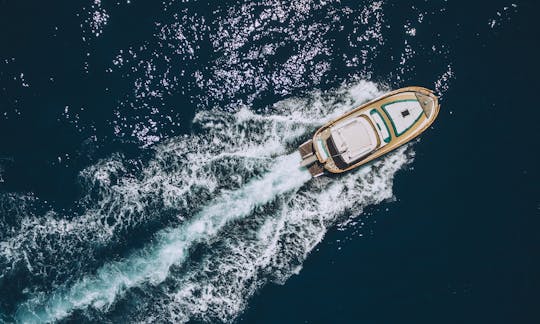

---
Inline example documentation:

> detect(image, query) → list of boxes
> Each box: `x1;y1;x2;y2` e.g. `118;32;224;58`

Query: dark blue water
0;0;538;323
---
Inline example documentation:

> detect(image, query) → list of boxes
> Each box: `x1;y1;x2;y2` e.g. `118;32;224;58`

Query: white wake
7;81;416;323
15;153;311;323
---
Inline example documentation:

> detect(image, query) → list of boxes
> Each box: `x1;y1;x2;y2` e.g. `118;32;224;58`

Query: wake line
15;153;311;323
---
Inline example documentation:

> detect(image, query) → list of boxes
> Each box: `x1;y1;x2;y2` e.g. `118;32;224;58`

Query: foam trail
1;80;382;318
150;146;413;323
15;153;311;323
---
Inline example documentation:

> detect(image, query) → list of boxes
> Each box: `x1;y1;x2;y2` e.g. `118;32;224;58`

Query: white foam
15;153;311;323
0;0;458;319
156;147;413;323
10;80;387;323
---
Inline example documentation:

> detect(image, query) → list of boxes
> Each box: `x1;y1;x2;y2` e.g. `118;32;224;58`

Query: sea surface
0;0;538;323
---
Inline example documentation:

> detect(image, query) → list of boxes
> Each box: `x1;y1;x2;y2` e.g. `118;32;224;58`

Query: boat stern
298;139;325;177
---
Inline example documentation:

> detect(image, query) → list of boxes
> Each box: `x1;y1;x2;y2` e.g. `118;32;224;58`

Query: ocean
0;0;538;323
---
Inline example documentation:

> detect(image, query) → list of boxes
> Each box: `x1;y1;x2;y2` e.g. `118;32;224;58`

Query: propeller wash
3;82;414;323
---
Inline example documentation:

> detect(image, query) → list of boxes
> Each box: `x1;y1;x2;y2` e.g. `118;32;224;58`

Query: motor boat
299;86;440;177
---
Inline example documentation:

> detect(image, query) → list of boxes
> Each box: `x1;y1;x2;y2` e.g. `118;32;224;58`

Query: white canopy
330;117;378;164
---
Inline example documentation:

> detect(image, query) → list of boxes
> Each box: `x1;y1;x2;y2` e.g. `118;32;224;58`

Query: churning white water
8;81;415;323
15;153;311;323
